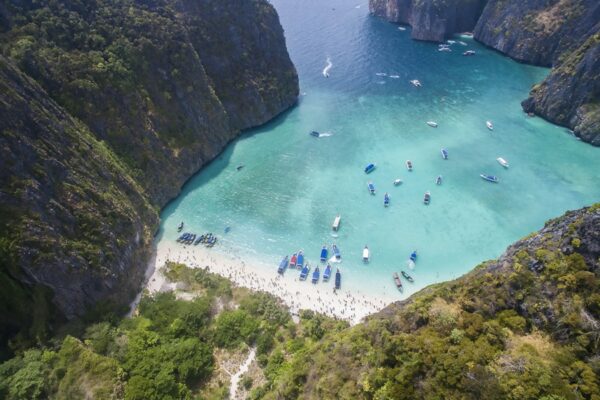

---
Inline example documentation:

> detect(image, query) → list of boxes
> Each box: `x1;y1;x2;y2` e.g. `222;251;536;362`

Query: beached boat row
277;254;341;289
177;232;218;247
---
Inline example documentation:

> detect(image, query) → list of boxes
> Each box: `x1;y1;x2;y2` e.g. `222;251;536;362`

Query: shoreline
144;239;397;324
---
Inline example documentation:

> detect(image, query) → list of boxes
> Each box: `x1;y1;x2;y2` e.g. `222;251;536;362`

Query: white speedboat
406;160;413;171
426;121;438;128
438;47;452;52
486;120;494;130
393;178;403;186
496;157;509;168
410;79;421;87
362;246;370;262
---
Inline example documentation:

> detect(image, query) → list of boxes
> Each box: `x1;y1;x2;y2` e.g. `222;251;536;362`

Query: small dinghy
363;246;370;262
296;251;305;269
364;163;376;174
463;50;476;56
299;263;310;281
441;148;448;160
398;26;406;31
177;222;184;232
480;174;499;183
410;250;418;262
236;165;245;171
332;215;341;231
368;181;376;195
335;269;341;289
289;253;297;268
426;121;438;128
393;273;403;291
423;191;431;205
486;120;494;130
406;160;413;171
436;175;443;185
323;264;332;281
278;256;289;274
312;266;320;284
496;157;509;168
332;244;341;260
410;79;421;87
384;192;390;207
401;270;414;283
310;131;320;137
320;245;328;262
394;178;403;186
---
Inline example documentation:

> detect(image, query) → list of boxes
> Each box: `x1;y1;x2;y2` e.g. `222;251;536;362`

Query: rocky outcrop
0;0;298;351
473;0;600;144
369;0;487;42
522;34;600;145
370;0;600;145
0;55;157;349
474;0;599;66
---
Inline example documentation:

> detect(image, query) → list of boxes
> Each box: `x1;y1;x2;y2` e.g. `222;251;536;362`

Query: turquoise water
157;0;600;299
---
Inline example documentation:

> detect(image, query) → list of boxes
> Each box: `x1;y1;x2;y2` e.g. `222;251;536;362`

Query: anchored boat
320;246;328;262
363;246;370;262
441;148;448;160
384;192;390;207
332;244;341;260
289;253;297;268
323;264;332;281
332;215;341;231
335;269;341;289
480;174;499;183
436;175;443;185
296;251;305;269
368;181;376;195
277;256;289;274
410;250;418;262
423;191;431;205
406;160;413;171
364;163;376;174
497;157;509;168
486;120;494;130
401;270;414;283
393;273;403;291
427;121;438;128
312;266;320;284
393;178;403;186
299;263;310;281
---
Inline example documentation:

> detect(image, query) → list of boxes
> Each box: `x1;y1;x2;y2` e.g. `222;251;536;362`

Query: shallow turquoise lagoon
157;0;600;299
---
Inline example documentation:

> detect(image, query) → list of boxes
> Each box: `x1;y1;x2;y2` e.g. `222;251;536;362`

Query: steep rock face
522;34;600;145
0;0;298;351
474;0;599;66
0;0;298;206
0;56;157;348
369;0;487;42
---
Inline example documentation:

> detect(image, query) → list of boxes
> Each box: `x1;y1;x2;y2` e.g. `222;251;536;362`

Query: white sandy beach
144;239;397;324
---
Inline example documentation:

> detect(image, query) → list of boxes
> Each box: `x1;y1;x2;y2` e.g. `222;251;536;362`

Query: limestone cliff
369;0;487;42
0;0;298;353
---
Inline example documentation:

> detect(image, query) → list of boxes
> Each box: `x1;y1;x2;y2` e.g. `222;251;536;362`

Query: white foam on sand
144;239;393;325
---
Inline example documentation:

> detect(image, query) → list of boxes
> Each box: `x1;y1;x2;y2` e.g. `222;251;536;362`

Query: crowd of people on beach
150;243;390;324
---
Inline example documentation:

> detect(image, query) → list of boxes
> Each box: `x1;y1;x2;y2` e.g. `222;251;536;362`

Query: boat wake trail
323;57;332;77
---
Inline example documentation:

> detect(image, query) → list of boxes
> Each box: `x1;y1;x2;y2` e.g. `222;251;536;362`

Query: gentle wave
322;57;332;77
